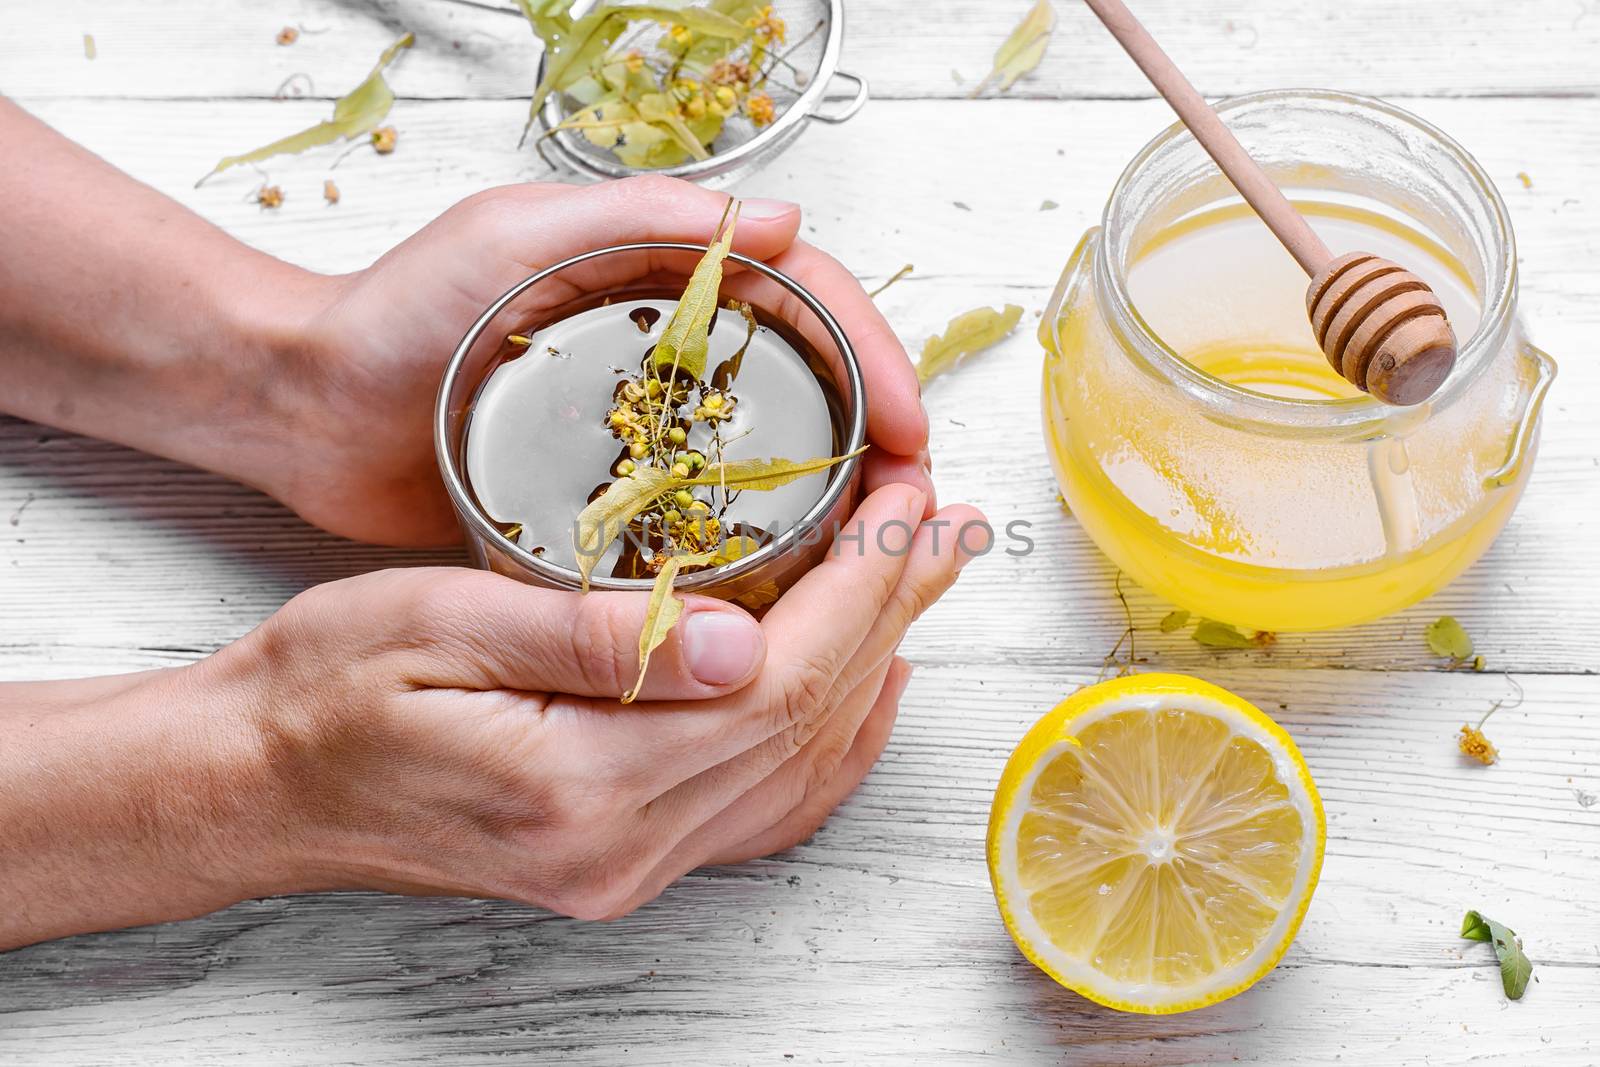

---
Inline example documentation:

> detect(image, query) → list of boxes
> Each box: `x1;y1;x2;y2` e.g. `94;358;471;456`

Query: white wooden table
3;2;1598;1062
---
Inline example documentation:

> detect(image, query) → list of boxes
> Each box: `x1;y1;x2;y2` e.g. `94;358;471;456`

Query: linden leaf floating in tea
1191;619;1254;649
1425;615;1474;660
197;33;413;185
917;304;1024;384
1460;910;1532;1000
969;0;1056;98
710;300;759;392
574;465;678;589
565;200;859;692
654;201;741;381
1158;609;1190;633
683;448;864;491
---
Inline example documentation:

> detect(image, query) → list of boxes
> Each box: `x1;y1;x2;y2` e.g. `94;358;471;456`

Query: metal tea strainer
532;0;867;186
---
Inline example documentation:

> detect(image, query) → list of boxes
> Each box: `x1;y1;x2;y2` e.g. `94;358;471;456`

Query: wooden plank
6;0;1600;102
2;98;1596;676
1;666;1595;1063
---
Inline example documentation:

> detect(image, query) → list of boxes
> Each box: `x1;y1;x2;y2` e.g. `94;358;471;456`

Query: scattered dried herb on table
1158;609;1190;633
1425;615;1474;662
197;33;413;185
1189;618;1274;649
917;304;1024;384
969;0;1056;97
1460;910;1533;1000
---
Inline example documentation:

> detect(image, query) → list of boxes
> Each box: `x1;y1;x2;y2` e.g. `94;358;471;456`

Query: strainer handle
810;71;869;124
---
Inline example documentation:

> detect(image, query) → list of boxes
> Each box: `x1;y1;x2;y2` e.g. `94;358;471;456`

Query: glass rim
434;241;868;592
1100;88;1518;430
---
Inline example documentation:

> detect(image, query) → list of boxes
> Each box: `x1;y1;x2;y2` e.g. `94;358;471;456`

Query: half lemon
988;673;1325;1014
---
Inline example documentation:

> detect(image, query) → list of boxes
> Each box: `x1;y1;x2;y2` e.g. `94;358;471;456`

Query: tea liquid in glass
464;298;842;576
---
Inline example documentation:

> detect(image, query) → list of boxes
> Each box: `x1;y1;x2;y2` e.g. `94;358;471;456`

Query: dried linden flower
745;92;775;127
371;126;398;154
323;179;340;205
277;26;300;46
1458;724;1498;765
747;5;787;44
255;184;285;209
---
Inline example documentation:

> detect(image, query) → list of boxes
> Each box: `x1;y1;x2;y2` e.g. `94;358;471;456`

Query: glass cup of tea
435;242;867;612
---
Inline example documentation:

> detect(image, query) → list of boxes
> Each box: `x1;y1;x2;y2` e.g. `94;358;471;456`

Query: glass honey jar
1041;91;1556;632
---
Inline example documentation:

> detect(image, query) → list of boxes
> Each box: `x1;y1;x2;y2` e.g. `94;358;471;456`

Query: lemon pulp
988;674;1325;1013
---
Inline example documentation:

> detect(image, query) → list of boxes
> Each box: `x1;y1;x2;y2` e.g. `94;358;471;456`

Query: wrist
0;661;299;949
175;258;344;499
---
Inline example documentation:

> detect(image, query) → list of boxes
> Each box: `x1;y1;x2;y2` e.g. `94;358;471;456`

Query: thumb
411;573;768;701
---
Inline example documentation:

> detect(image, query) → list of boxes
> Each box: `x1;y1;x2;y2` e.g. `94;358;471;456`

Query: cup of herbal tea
435;226;866;619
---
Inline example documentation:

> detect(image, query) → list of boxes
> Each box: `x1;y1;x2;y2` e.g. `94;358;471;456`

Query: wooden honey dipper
1083;0;1458;405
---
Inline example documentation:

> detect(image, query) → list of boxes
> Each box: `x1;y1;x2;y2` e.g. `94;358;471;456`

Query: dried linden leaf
1425;616;1474;660
684;448;865;491
653;202;739;380
917;304;1024;384
1191;619;1253;649
573;449;857;590
970;0;1055;97
1460;910;1532;1000
625;554;690;703
623;536;761;703
638;91;712;161
522;4;748;140
868;264;914;299
573;466;677;590
1158;609;1190;633
198;33;413;185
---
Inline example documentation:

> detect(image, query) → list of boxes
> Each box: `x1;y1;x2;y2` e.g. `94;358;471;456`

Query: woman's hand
280;176;935;546
0;487;982;948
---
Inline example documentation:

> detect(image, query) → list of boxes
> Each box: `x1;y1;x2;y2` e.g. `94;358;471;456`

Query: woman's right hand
0;486;982;949
234;485;982;918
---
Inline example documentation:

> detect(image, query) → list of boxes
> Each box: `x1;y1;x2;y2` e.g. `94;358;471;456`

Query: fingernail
902;486;927;522
895;660;915;699
741;197;799;221
681;610;764;685
918;448;933;475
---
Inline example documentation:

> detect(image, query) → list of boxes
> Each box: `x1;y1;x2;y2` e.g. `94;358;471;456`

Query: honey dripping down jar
1040;91;1557;632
